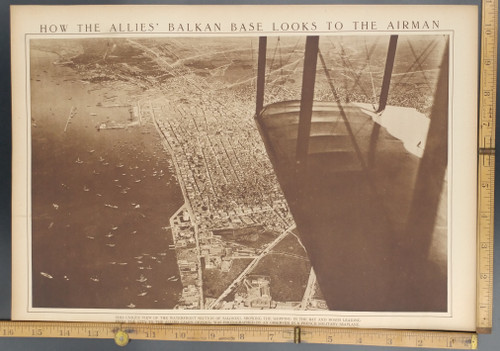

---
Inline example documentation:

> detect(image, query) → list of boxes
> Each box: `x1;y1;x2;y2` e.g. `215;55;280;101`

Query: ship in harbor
255;35;449;312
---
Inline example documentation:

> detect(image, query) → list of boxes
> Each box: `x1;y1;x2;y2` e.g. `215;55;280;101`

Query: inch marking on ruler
300;327;477;349
479;0;497;149
0;1;495;347
0;322;296;343
0;322;478;349
477;154;495;333
476;0;497;334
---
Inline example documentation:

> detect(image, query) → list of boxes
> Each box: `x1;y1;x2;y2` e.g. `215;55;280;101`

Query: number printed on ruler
479;0;498;149
477;153;495;329
476;0;497;333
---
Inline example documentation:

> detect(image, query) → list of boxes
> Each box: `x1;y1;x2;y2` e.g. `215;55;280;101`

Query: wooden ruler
0;322;478;349
476;0;497;334
0;1;495;348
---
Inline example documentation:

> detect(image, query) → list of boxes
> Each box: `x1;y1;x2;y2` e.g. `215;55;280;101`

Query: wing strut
377;35;398;113
256;37;267;117
296;36;320;176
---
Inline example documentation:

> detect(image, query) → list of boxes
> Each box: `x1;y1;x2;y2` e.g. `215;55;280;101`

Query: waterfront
29;36;447;312
30;38;316;311
31;49;184;308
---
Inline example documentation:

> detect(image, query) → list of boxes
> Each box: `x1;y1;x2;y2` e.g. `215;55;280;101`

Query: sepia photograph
11;5;478;330
29;34;448;312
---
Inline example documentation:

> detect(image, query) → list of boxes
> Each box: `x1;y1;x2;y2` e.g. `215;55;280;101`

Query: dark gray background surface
1;0;498;350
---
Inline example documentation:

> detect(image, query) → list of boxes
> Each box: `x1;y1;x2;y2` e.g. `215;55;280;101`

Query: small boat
136;275;147;283
40;272;53;279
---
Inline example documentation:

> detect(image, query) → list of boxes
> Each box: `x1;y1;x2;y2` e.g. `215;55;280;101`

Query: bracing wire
318;47;394;234
266;38;304;102
318;48;367;170
392;38;439;93
279;38;284;82
250;39;255;84
406;40;433;91
364;39;379;110
268;37;280;77
333;38;380;105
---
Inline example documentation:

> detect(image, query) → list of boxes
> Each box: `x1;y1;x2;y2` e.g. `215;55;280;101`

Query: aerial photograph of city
30;34;449;312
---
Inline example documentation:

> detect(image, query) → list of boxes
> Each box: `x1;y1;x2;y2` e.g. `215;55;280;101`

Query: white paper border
11;4;478;331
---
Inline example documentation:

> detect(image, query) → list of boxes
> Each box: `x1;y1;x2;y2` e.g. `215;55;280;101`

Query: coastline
31;48;184;309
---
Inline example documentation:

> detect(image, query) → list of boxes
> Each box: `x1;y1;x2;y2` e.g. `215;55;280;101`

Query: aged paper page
11;5;477;331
